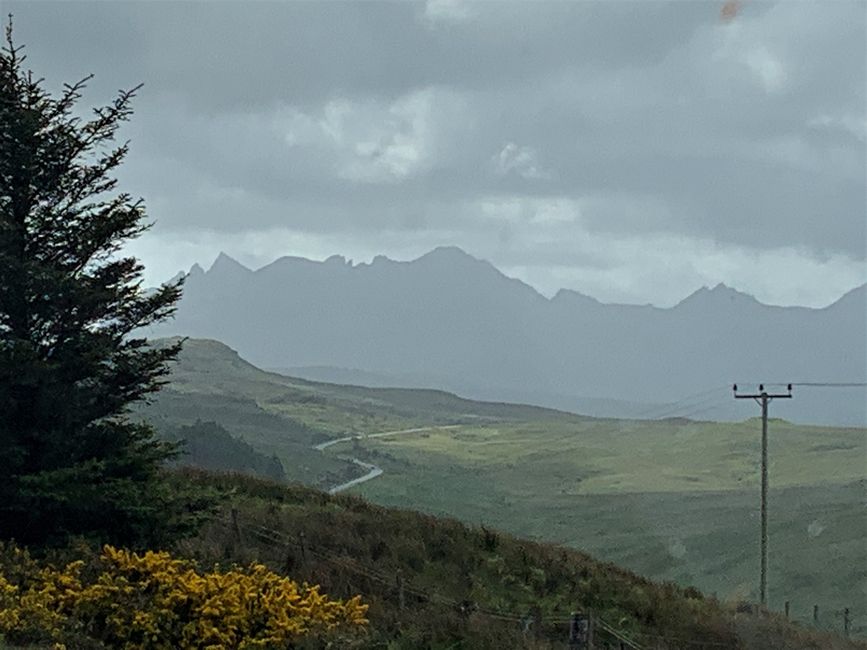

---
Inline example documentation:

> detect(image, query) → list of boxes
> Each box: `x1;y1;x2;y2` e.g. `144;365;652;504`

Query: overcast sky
10;0;866;307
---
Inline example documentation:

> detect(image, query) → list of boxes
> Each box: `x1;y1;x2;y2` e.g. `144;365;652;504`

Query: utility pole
396;570;405;611
733;383;792;609
568;611;592;649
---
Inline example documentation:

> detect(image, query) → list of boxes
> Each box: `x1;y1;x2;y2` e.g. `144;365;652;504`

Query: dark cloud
7;0;866;306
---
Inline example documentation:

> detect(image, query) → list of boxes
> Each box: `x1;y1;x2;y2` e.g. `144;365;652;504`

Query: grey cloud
12;1;731;108
6;0;866;306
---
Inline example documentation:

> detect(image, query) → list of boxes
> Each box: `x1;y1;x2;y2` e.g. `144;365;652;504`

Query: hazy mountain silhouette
151;247;867;426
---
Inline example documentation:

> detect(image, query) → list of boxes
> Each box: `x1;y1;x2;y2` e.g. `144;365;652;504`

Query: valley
140;338;867;637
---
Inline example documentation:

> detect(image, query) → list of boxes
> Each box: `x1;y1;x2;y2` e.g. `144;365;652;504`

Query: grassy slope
140;338;867;636
156;338;571;430
352;423;866;632
345;419;865;493
140;338;579;486
178;470;863;650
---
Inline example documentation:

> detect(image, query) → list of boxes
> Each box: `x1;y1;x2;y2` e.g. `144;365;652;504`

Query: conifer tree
0;19;188;546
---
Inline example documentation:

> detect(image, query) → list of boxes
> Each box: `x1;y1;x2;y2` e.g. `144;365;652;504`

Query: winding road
315;425;461;494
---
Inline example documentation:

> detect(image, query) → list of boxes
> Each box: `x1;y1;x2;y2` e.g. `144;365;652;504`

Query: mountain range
149;247;867;426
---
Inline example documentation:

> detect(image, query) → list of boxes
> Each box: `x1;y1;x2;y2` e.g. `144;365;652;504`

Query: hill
6;469;862;648
164;419;287;481
178;469;863;649
148;247;867;426
137;338;867;635
139;337;582;488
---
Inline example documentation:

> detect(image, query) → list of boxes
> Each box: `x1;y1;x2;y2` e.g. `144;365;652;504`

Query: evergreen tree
0;19;189;546
168;420;288;483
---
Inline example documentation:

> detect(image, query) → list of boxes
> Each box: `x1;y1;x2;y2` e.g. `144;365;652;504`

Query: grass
140;338;581;487
348;419;866;493
348;423;866;635
9;469;863;648
155;338;567;435
139;338;867;638
175;470;866;650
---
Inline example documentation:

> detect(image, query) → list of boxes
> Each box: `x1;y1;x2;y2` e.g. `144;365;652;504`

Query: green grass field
344;422;866;633
141;338;867;636
141;338;575;487
345;418;865;493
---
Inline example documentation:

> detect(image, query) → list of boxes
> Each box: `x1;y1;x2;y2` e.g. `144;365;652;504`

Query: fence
778;600;857;639
219;510;756;650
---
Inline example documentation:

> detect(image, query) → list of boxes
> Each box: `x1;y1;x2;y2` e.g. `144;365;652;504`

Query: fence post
283;546;294;575
568;611;590;649
533;607;542;641
813;604;819;627
230;508;243;546
298;531;307;565
396;570;405;611
784;601;790;619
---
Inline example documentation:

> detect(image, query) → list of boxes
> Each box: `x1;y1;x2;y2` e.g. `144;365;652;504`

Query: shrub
0;544;368;649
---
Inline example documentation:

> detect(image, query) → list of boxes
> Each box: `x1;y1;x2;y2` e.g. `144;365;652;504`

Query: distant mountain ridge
150;247;867;426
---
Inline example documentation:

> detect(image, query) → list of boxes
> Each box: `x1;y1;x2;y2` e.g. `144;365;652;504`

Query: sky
9;0;867;307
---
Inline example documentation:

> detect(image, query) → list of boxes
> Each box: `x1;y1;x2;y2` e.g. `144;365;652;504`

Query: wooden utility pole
569;611;592;649
231;508;244;546
733;383;792;608
396;570;405;611
298;531;308;566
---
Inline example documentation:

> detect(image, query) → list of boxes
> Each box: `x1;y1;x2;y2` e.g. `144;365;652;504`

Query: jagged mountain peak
165;270;187;285
324;254;350;266
415;246;486;267
675;282;759;309
208;251;251;275
827;282;867;309
258;254;325;273
153;248;865;426
552;288;602;306
370;254;394;266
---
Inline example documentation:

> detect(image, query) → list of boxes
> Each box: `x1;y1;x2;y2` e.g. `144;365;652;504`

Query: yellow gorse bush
0;544;368;649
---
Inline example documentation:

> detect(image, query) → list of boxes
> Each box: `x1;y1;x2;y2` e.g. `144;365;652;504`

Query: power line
632;385;729;421
636;380;866;423
792;382;867;388
652;395;726;421
670;405;720;421
737;381;866;388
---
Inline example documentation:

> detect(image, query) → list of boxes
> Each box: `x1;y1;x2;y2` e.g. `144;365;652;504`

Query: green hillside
179;470;863;649
153;337;576;429
5;470;861;649
348;418;866;633
140;337;582;487
138;338;867;638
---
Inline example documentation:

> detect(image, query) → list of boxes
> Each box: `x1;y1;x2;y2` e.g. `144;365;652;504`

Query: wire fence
215;511;781;650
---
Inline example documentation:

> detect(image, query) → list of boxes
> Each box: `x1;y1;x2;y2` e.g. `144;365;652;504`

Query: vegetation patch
0;542;367;649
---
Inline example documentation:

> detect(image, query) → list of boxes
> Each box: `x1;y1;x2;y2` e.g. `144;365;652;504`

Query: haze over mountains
152;247;867;426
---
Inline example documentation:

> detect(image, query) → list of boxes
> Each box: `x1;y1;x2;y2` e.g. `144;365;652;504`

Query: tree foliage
167;420;288;483
0;19;189;546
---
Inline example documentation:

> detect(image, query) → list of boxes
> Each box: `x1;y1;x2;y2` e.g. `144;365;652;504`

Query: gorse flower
0;544;368;648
